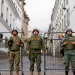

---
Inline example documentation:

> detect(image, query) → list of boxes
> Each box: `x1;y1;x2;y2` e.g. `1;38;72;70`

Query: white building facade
48;0;75;56
0;0;22;39
0;0;22;52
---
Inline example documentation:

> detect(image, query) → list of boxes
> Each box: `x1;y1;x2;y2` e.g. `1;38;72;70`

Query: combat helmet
11;29;18;34
66;28;73;33
32;28;39;33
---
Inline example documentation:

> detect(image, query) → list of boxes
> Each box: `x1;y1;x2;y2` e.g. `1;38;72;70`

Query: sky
25;0;55;32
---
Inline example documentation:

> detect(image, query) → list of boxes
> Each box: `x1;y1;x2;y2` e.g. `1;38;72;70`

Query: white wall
0;22;12;38
12;0;22;30
0;0;22;38
69;0;75;32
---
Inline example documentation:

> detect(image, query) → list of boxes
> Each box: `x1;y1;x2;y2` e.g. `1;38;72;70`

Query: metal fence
0;32;24;75
44;32;75;75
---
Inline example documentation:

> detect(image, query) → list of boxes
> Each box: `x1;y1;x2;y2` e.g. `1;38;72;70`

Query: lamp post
19;1;26;75
44;32;48;75
44;32;48;54
51;26;55;56
19;0;26;36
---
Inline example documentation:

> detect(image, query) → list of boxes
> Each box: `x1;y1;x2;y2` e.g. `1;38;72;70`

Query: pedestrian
26;28;45;75
7;29;24;75
63;28;75;75
60;46;64;58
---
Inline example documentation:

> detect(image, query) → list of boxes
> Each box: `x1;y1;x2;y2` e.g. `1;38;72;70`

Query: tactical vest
8;36;21;51
29;36;42;49
64;36;75;50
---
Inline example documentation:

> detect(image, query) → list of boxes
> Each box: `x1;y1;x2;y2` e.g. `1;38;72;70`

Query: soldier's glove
7;51;10;56
8;39;13;47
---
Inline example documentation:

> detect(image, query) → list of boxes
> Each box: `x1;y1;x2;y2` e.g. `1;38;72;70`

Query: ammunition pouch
8;39;13;47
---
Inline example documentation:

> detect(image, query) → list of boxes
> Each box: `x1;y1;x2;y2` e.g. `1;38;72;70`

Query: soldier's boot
65;71;68;75
16;72;19;75
10;72;13;75
38;72;41;75
73;71;75;75
30;71;33;75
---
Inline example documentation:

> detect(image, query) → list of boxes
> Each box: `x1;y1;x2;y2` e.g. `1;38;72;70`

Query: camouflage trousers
64;50;75;72
9;51;20;72
29;52;41;72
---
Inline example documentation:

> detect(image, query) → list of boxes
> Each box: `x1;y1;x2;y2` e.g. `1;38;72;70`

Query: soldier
26;28;45;75
7;30;23;75
63;28;75;75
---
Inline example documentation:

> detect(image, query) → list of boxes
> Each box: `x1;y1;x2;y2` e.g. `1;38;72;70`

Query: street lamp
43;32;48;75
19;1;26;75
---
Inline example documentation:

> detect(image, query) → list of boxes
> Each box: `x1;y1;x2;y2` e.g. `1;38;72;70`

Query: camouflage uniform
8;36;21;72
63;28;75;75
27;29;45;72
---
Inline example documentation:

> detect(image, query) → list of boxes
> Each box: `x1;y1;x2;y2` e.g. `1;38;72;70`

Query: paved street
0;56;73;75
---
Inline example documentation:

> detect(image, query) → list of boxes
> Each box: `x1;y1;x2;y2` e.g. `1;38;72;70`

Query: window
62;19;63;31
13;18;15;28
64;0;66;7
67;9;70;25
59;0;61;5
64;15;66;28
60;10;61;19
6;7;8;24
26;22;28;24
66;0;68;5
60;23;62;31
10;24;11;27
1;0;4;17
16;6;17;9
10;14;12;27
0;33;3;42
62;4;63;15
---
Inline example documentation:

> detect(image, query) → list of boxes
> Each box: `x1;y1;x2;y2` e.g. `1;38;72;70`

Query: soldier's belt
65;49;75;50
10;50;19;51
30;49;41;50
30;50;41;53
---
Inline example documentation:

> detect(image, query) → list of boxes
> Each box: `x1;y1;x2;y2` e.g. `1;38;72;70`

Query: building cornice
5;0;19;18
0;16;12;32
